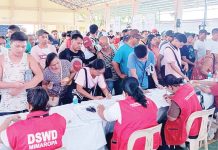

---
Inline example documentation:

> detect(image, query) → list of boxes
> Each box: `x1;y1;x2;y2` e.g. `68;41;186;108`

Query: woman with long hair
97;77;161;150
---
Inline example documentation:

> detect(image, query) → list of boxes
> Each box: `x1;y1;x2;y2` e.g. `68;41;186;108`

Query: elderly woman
42;52;75;105
0;87;66;150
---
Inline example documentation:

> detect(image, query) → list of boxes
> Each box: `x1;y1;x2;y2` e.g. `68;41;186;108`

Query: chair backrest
127;124;162;150
186;108;215;140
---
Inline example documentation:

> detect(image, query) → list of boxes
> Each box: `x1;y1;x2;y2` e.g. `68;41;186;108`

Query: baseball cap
165;30;174;37
199;29;210;35
83;36;92;48
129;29;143;39
36;29;49;36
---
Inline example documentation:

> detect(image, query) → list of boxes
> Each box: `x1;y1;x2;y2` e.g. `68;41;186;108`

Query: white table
0;89;214;150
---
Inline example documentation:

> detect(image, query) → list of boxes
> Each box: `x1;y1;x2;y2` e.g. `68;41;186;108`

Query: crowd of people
0;24;217;150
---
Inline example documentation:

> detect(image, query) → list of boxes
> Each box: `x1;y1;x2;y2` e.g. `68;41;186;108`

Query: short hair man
31;29;57;69
0;31;43;114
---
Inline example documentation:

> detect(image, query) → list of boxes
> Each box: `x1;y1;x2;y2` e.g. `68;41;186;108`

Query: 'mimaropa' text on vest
27;130;58;149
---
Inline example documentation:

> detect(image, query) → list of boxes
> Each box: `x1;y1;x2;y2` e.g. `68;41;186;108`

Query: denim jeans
106;79;123;95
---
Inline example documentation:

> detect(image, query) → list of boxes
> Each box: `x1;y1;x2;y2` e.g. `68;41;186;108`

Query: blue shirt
113;43;134;75
127;51;155;89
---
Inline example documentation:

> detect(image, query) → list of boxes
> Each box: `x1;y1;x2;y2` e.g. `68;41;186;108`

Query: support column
175;0;183;32
105;4;111;31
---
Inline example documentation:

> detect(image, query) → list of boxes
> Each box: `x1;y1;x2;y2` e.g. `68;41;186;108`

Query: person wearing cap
31;29;56;69
127;44;162;90
0;32;43;114
160;76;202;149
163;33;189;82
206;28;218;55
180;33;196;79
112;29;142;93
82;36;97;65
157;30;174;77
151;28;158;35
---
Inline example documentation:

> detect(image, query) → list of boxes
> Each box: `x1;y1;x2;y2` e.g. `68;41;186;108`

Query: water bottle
72;95;78;104
207;72;213;81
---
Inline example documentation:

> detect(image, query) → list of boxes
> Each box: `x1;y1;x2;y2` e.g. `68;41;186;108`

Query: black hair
89;24;98;34
146;34;156;50
122;77;147;107
134;44;148;59
10;31;28;42
8;25;20;32
51;30;58;33
165;75;184;87
71;33;83;40
45;52;58;68
122;29;128;33
174;33;187;43
27;87;49;111
66;31;72;37
89;59;105;70
0;36;6;40
61;32;66;38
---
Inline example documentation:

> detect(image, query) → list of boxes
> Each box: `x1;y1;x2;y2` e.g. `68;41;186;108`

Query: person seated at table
97;77;161;150
74;58;112;101
193;80;218;110
0;87;66;150
160;76;202;150
42;52;75;105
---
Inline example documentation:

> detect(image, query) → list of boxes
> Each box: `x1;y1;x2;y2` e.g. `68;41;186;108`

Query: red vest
7;111;66;150
164;84;202;145
111;96;161;150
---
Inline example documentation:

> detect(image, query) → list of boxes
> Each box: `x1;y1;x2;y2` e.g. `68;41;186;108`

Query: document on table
145;89;169;108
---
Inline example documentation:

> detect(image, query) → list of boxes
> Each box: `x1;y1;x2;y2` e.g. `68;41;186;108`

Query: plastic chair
186;108;215;150
127;124;162;150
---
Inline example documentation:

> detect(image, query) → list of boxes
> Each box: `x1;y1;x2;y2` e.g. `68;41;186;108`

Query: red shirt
7;111;66;150
111;96;161;150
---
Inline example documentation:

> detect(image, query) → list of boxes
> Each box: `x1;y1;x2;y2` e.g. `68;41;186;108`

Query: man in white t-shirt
194;29;210;60
206;28;218;54
163;33;189;81
31;29;56;69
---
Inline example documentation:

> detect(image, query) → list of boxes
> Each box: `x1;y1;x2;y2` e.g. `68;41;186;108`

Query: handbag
166;45;186;75
72;68;95;102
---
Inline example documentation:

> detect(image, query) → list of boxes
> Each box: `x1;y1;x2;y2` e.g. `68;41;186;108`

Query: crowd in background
0;24;217;150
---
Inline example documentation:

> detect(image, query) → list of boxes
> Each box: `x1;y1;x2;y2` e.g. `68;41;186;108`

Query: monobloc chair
186;108;215;150
127;124;162;150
